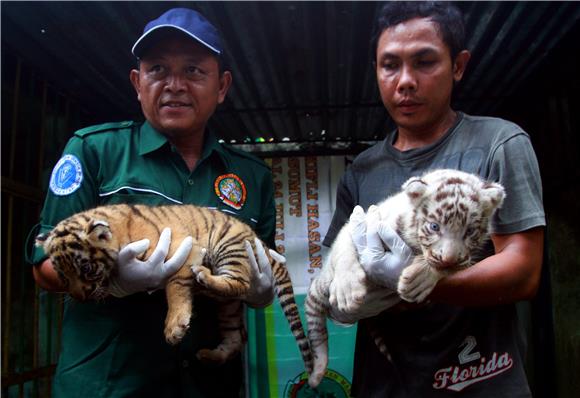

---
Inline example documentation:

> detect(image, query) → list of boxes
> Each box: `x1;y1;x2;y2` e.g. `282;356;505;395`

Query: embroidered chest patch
214;173;246;210
49;154;83;196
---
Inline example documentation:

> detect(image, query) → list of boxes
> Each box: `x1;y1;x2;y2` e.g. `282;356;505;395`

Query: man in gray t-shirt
324;3;545;397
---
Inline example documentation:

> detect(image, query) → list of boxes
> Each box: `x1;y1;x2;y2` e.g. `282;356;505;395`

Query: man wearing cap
27;8;277;397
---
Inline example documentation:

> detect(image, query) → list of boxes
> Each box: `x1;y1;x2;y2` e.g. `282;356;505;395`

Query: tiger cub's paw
191;265;211;287
196;348;228;365
164;309;191;345
328;268;368;314
397;260;441;303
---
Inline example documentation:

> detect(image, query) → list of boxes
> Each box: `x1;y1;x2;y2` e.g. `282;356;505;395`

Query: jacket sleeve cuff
24;223;53;265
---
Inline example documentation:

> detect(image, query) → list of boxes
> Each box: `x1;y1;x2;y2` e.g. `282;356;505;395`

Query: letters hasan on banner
306;157;322;273
254;156;354;397
268;156;340;294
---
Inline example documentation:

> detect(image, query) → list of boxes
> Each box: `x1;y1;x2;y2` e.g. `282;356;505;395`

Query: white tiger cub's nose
433;239;465;269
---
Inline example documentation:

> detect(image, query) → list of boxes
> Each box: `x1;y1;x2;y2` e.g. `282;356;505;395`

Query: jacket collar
138;121;228;166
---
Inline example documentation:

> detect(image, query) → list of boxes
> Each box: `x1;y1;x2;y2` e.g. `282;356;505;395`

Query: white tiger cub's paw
397;259;442;303
329;267;368;314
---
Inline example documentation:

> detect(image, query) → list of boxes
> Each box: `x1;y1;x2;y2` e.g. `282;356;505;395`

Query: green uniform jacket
26;121;276;398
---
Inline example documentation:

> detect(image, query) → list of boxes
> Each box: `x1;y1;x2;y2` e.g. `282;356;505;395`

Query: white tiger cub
305;169;505;388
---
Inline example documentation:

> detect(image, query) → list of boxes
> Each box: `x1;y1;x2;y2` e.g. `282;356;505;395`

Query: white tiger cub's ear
402;177;428;204
480;182;506;214
86;220;112;242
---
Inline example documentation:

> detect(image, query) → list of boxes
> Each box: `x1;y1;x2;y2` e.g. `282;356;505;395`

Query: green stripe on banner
247;294;357;397
247;306;271;398
246;308;258;397
265;304;278;397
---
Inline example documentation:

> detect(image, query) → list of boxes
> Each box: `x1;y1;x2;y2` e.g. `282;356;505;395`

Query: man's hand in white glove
108;228;193;298
352;205;414;290
327;205;409;323
243;238;282;308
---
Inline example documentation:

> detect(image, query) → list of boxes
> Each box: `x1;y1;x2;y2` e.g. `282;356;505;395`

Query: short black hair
216;55;230;76
370;1;466;63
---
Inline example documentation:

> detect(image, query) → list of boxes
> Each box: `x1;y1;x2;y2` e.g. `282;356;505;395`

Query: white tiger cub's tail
304;276;330;388
269;252;314;374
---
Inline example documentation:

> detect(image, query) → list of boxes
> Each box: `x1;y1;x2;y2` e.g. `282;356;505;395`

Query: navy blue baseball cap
132;8;223;58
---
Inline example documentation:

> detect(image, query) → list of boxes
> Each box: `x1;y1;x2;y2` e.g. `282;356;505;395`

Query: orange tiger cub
36;203;313;370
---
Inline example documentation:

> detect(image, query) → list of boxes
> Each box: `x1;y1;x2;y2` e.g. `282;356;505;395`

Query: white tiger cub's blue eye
429;222;440;232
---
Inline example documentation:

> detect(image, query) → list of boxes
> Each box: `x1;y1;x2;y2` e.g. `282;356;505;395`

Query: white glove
108;228;193;298
350;205;414;291
326;206;410;324
243;238;281;308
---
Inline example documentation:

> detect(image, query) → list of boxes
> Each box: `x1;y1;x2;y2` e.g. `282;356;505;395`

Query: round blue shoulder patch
49;154;83;196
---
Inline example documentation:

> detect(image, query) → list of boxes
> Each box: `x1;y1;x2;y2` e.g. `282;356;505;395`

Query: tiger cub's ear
480;182;506;215
35;232;51;248
402;177;428;204
86;220;112;242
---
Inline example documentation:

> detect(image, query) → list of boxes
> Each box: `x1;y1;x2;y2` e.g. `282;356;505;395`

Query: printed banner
270;156;346;294
246;156;357;398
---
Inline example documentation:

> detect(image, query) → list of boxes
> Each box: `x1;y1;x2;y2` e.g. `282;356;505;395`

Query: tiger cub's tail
304;276;329;388
270;255;313;374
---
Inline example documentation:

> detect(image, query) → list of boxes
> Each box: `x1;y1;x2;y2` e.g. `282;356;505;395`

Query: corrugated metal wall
2;2;579;147
1;2;579;397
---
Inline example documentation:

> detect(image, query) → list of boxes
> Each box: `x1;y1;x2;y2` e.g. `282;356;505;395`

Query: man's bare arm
430;227;544;306
32;258;66;292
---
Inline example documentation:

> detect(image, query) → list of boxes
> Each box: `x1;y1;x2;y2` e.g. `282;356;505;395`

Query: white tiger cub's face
36;217;118;301
402;171;505;272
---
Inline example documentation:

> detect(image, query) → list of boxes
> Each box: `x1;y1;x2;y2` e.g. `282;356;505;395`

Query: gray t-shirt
324;113;545;397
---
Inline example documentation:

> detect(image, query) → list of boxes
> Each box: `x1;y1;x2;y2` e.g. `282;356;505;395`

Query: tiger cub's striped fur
36;204;313;370
305;169;505;387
